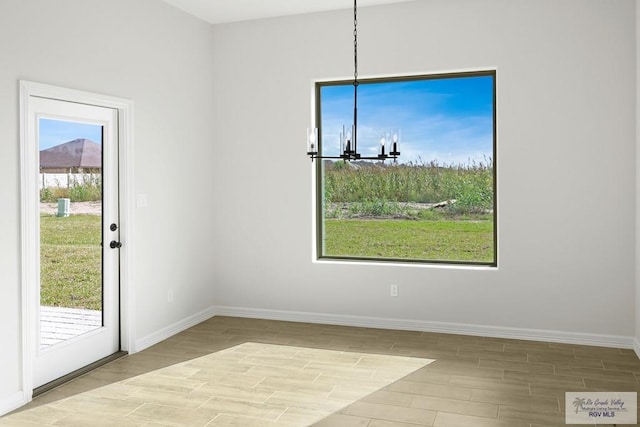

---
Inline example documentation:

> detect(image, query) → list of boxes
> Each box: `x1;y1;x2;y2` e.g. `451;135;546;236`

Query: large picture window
316;71;496;266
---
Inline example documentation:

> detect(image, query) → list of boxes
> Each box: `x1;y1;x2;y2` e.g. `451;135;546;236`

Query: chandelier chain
353;0;358;82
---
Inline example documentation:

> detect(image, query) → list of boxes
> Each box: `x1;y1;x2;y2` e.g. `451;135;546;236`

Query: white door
28;96;120;388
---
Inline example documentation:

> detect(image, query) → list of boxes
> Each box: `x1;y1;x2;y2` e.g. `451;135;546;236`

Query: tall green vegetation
323;158;494;218
40;173;102;202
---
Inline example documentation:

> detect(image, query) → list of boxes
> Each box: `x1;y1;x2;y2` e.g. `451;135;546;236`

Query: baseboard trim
0;391;29;417
135;306;216;352
213;306;635;350
634;337;640;359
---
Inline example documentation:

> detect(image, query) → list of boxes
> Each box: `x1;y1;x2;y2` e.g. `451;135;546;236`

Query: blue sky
320;74;494;165
39;118;102;150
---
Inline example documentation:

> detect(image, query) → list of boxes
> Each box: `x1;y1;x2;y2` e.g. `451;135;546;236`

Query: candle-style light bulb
307;128;318;154
390;129;400;155
340;125;346;156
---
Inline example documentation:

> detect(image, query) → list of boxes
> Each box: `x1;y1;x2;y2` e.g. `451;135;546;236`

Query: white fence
39;173;100;189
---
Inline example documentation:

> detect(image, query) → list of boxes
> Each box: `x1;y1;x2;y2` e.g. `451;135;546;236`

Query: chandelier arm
311;153;398;161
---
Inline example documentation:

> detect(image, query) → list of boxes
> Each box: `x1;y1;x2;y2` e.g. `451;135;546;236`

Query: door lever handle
109;240;122;249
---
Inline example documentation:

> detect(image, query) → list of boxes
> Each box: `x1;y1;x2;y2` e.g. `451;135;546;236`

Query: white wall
210;0;637;344
0;0;217;412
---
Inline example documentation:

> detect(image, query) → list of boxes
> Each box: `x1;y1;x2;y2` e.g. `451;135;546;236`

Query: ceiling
162;0;413;25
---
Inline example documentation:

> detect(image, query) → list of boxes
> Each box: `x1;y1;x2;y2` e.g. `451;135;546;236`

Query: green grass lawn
40;214;102;310
324;219;494;263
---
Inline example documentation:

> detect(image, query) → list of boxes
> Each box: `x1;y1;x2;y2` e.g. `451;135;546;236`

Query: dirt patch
326;201;456;219
40;201;102;216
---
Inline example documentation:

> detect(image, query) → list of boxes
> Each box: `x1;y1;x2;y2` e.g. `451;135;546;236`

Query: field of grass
40;214;102;310
321;159;495;263
324;219;494;262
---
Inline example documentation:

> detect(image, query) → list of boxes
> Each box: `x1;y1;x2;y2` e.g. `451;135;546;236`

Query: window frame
314;70;498;267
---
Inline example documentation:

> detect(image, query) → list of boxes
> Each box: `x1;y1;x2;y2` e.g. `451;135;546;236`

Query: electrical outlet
390;284;399;297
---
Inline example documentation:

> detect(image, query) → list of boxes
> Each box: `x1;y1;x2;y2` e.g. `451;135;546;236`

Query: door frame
19;80;135;403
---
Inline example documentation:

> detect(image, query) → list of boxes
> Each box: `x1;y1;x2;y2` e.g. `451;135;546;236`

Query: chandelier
307;0;400;162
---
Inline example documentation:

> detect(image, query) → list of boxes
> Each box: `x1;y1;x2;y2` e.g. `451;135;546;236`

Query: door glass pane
39;118;103;349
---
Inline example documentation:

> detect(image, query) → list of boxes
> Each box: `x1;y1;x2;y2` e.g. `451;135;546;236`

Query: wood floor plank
433;412;528;427
409;395;498;418
3;316;639;426
341;401;436;425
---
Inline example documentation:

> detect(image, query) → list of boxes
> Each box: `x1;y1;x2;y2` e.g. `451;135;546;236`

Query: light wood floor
3;316;640;426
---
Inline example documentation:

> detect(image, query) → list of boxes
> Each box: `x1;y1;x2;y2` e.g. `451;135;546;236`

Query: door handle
109;240;122;249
